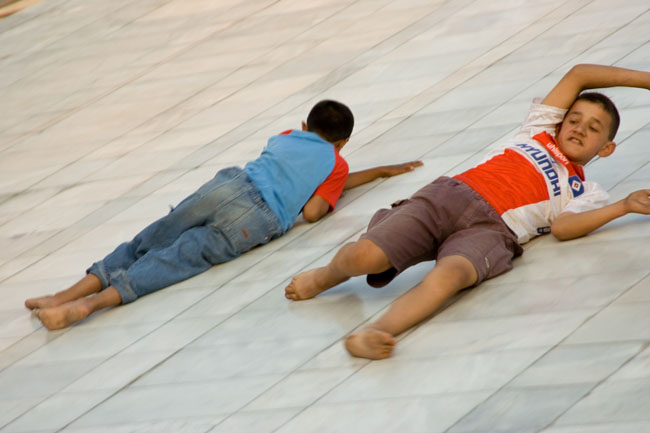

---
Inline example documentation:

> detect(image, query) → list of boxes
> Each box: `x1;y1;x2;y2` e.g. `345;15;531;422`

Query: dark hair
306;100;354;142
575;92;620;140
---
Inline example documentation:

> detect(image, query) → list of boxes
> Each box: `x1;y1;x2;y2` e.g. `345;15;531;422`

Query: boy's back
244;129;348;232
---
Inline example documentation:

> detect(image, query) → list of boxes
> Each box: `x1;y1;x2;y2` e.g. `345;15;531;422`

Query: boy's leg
286;179;455;301
25;274;103;310
285;239;392;300
100;225;238;304
113;179;282;303
345;254;478;360
32;226;242;330
27;167;282;330
24;171;237;311
34;286;122;330
89;167;249;291
24;193;210;312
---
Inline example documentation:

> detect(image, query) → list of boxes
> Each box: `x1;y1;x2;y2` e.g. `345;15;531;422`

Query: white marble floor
1;0;650;432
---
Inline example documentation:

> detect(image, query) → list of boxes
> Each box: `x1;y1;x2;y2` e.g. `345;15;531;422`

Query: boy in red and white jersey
285;64;650;360
455;95;609;245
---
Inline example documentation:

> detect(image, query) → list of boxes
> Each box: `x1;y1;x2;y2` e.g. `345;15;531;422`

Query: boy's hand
624;189;650;214
379;160;424;177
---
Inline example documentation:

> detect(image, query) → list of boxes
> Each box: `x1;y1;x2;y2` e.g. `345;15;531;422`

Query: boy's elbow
302;196;330;223
550;224;577;241
569;64;587;74
565;64;592;84
303;211;321;223
568;64;589;75
302;207;326;223
551;229;570;241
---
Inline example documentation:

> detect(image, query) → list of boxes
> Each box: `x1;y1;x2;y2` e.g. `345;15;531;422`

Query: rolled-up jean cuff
107;269;138;304
86;263;138;304
86;262;110;290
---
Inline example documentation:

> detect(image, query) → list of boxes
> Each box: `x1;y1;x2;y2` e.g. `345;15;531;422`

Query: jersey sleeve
512;99;568;144
313;151;349;210
561;181;609;214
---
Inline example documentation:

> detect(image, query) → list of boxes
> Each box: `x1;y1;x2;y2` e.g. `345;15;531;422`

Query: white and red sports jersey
455;100;609;244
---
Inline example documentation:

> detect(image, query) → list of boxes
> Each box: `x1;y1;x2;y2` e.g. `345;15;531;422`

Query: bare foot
25;295;60;310
33;299;92;330
345;328;396;360
285;267;348;301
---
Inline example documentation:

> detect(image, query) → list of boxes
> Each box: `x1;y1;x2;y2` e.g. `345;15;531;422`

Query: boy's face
556;100;616;166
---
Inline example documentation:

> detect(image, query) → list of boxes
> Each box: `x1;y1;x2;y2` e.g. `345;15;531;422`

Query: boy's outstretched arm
551;189;650;241
542;64;650;109
344;160;423;190
302;160;423;223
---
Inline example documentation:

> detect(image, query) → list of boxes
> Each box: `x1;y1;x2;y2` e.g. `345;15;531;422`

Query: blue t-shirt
244;130;336;232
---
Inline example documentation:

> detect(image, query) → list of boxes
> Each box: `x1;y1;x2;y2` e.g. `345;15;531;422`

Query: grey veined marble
1;0;650;432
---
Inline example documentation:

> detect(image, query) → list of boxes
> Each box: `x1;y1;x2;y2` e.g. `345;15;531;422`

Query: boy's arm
542;64;650;109
302;195;330;223
344;160;423;190
302;160;423;223
551;189;650;240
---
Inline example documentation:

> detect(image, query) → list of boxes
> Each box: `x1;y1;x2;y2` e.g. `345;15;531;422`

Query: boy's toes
284;280;297;300
25;295;54;310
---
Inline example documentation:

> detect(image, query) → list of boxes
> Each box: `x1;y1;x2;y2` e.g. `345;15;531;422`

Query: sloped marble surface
1;0;650;432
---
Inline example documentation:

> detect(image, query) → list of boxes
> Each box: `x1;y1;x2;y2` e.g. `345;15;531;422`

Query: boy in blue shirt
26;100;422;330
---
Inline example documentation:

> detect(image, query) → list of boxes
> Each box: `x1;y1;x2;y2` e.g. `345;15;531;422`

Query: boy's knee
338;239;391;272
436;255;479;288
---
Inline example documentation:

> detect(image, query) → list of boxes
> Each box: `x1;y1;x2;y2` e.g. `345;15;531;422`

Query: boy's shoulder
516;99;567;137
482;99;567;156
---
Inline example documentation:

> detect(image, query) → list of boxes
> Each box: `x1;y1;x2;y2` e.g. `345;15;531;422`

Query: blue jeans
87;167;283;303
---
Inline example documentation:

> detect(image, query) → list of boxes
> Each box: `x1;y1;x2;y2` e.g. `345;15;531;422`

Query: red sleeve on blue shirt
314;149;349;210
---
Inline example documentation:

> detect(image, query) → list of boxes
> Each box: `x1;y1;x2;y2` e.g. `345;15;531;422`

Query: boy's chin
563;153;586;166
558;145;586;164
568;154;591;166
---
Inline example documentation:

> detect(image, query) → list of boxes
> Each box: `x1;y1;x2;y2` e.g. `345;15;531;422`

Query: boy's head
556;92;619;166
303;100;354;149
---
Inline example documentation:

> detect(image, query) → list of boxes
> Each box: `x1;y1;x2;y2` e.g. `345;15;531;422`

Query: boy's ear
597;140;616;158
301;121;308;131
333;137;349;151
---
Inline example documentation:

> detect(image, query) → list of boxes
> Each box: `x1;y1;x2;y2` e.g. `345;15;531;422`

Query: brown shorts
360;176;523;287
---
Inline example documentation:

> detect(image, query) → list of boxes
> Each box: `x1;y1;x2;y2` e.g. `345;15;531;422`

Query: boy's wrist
617;198;633;216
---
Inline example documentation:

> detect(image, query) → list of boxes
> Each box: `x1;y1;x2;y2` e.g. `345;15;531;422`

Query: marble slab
2;0;650;432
